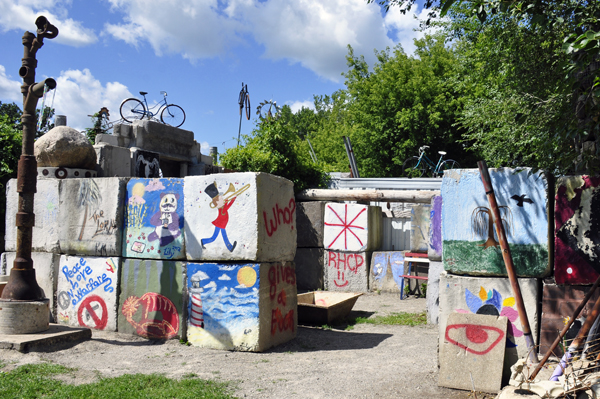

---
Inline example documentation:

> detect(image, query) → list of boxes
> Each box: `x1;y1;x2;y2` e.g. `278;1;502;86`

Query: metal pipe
477;160;539;364
529;273;600;380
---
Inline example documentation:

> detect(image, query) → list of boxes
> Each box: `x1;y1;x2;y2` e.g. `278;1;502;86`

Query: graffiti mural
410;204;431;253
325;250;369;292
118;259;184;339
123;178;184;260
441;168;550;277
370;251;404;293
56;255;120;331
555;176;600;284
428;196;443;260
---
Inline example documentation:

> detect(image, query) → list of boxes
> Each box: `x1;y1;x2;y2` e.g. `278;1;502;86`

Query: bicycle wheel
244;94;251;120
120;98;146;123
402;156;426;178
161;104;185;128
439;159;460;176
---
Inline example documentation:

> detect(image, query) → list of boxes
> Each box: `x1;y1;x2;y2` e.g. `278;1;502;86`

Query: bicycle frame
414;147;447;175
138;91;168;119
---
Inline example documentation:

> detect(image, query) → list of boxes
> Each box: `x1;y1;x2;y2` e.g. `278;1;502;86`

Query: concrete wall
94;143;131;177
296;201;326;248
186;261;297;352
426;260;443;325
442;168;550;277
554;175;600;284
294;247;324;291
369;251;404;293
5;178;60;253
59;177;128;257
410;204;431;253
323;203;382;252
123;178;185;260
183;173;296;262
56;255;120;331
428;196;442;261
118;259;186;339
324;250;370;292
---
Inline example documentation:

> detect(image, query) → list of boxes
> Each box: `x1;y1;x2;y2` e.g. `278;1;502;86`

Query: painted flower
456;287;522;347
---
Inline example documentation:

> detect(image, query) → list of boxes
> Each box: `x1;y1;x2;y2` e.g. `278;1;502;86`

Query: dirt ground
0;293;478;399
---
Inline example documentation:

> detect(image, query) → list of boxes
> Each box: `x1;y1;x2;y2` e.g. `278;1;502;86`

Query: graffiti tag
62;258;113;306
264;198;296;237
327;251;364;288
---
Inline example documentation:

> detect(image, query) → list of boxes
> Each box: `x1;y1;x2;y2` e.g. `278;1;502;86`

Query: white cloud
0;65;22;103
218;274;231;280
287;100;314;113
0;0;97;47
383;6;432;55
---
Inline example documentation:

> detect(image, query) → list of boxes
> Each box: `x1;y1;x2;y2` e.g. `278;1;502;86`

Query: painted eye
445;323;505;355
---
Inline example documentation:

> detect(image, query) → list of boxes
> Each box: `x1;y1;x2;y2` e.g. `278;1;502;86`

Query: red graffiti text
269;263;296;300
264;198;296;237
271;308;295;335
328;251;364;288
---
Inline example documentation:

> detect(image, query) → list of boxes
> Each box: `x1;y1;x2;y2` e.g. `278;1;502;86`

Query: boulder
35;126;97;169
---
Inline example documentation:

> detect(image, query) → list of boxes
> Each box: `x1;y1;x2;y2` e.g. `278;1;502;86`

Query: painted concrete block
369;251;404;293
324;250;370;292
186;261;297;352
94;143;131;177
59;177;127;257
323;203;382;252
5;178;60;253
426;260;444;325
131;148;161;178
439;272;540;372
428;196;442;261
184;173;296;262
118;259;185;339
2;251;60;322
294;247;324;291
555;176;600;284
439;312;507;393
410;204;431;253
442;168;550;277
56;255;120;331
296;201;326;248
123;178;185;260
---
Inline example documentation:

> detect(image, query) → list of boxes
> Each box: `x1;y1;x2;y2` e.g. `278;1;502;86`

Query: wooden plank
296;189;439;204
400;275;428;281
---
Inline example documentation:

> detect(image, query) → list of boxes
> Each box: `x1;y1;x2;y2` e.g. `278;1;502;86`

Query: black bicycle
237;83;250;146
120;91;186;128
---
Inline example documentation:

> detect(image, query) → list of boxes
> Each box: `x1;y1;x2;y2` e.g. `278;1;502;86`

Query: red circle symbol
77;295;108;330
466;325;488;344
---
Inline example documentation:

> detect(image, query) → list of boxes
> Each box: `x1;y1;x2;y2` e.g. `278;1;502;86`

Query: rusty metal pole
1;16;58;301
477;161;539;364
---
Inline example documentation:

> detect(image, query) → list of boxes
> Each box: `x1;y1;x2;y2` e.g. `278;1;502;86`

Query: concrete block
439;312;507;393
324;250;370;292
2;252;60;322
439;272;540;373
442;168;550;277
410;204;431;253
296;201;326;248
59;177;128;257
184;173;296;262
5;178;60;253
426;261;444;324
132;120;195;161
554;176;600;284
95;134;119;147
428;196;442;261
118;259;186;339
294;247;324;291
186;261;297;352
123;178;185;260
370;251;404;293
94;143;131;177
323;203;382;252
56;255;120;331
130;148;161;178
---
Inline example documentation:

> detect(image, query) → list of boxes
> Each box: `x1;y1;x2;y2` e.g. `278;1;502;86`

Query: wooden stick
296;189;439;204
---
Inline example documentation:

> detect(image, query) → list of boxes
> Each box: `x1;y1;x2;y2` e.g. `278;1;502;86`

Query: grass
0;363;234;399
348;312;427;327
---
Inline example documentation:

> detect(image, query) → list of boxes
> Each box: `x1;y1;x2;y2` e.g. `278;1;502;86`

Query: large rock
35;126;97;170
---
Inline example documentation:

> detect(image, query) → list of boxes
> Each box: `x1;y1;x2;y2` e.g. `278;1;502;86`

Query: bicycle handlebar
419;145;430;153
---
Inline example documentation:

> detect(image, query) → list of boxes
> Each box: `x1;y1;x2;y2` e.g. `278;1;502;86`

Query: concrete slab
186;261;297;352
428;196;442;261
56;255;121;332
5;178;60;253
323;203;382;252
438;312;508;393
369;251;404;293
294;247;324;292
410;204;431;253
122;178;185;260
296;201;326;248
184;173;296;262
59;177;128;257
94;143;131;177
0;323;91;352
554;175;600;284
426;260;443;325
132;120;195;162
324;250;370;292
442;168;551;277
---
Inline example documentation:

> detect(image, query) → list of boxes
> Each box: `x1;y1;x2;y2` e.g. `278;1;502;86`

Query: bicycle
402;145;460;178
119;91;186;128
237;83;250;146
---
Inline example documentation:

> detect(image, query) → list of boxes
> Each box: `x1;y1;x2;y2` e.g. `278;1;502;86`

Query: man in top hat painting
201;182;237;252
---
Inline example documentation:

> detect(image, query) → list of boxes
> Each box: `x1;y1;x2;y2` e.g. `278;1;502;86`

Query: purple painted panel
428;196;442;260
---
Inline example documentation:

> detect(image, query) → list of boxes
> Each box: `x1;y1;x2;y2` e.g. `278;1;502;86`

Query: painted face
160;193;178;212
215;194;225;209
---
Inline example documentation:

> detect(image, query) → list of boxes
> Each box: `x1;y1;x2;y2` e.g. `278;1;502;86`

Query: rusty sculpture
1;16;58;300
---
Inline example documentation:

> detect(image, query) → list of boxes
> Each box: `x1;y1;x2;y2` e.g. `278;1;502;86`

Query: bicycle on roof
402;145;460;178
119;91;186;128
237;82;250;146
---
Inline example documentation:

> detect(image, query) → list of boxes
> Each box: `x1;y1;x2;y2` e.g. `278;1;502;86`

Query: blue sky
0;0;430;155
